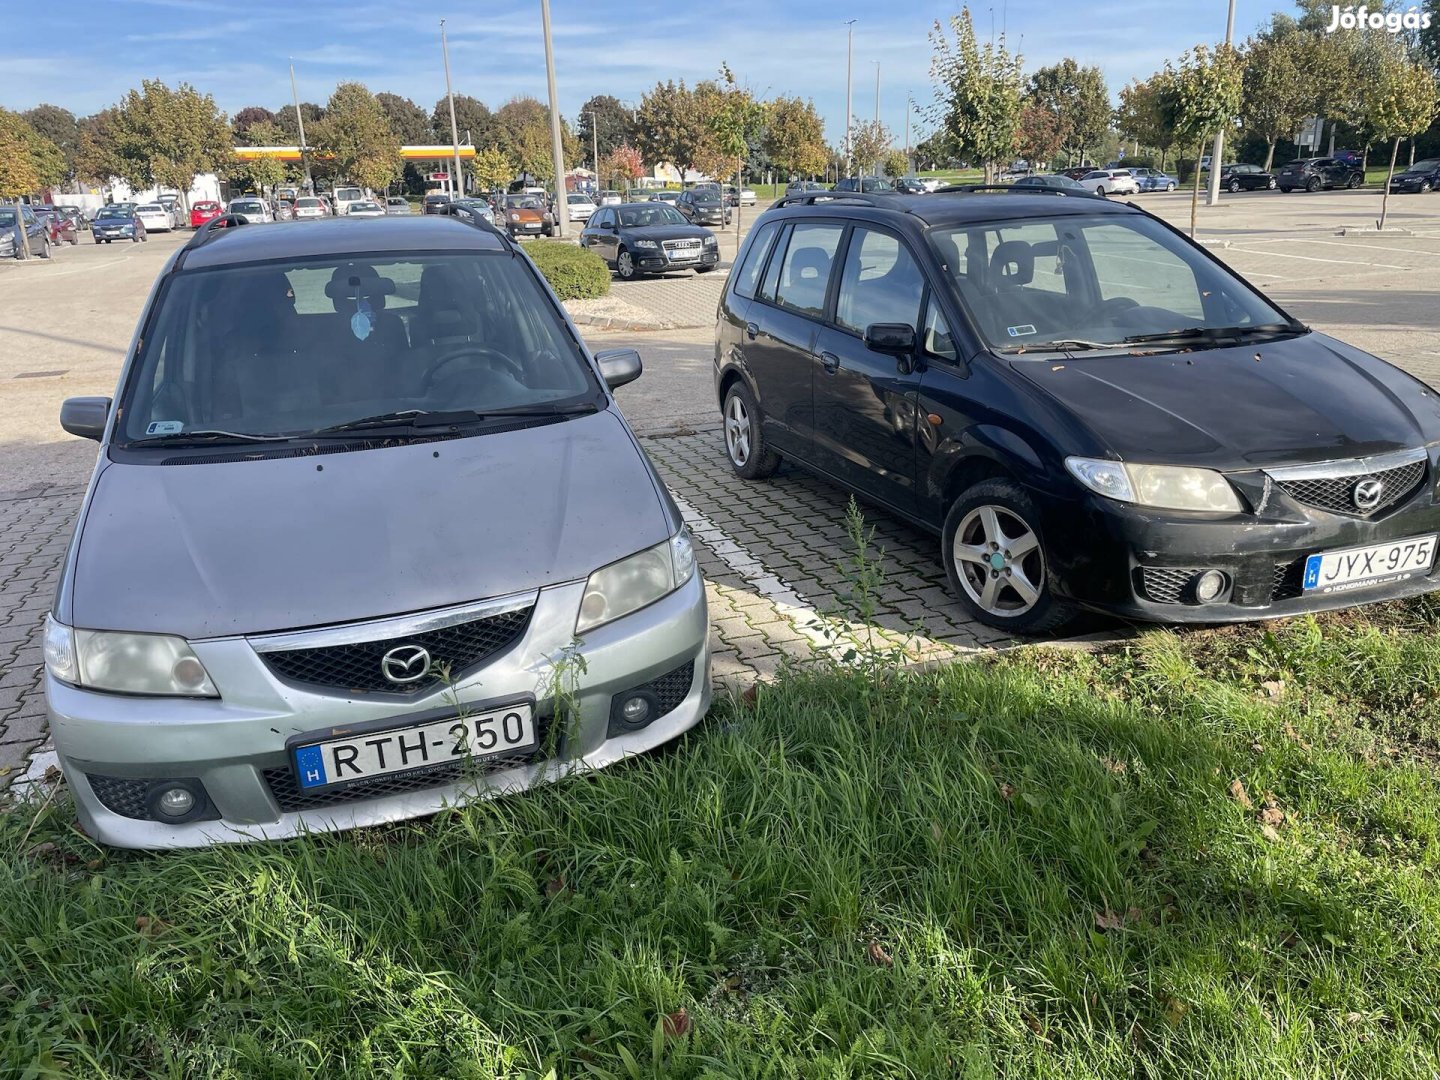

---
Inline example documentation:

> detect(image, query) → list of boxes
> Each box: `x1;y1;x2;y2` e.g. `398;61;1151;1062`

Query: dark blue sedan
91;204;147;244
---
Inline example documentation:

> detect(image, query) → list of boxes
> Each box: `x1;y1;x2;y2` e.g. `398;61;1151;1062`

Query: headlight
703;235;718;247
1066;457;1243;512
508;211;520;220
44;616;218;696
576;529;696;634
633;239;659;249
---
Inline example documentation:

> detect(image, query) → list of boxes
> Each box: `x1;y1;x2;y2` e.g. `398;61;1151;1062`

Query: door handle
819;351;841;374
745;321;759;340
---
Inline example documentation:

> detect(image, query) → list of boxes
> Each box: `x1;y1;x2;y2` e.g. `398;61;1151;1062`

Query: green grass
6;598;1440;1077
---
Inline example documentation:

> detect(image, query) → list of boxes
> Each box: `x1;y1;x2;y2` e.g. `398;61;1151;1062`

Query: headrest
990;240;1034;286
790;247;829;278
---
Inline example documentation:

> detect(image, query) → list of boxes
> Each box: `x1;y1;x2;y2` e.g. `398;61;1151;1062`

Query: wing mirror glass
60;396;111;441
594;348;643;390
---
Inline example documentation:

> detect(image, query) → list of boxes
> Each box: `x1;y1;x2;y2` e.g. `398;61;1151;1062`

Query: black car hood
1013;332;1440;470
620;224;710;241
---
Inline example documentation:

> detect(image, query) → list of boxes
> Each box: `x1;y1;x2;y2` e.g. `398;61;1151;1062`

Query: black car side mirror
60;396;111;441
865;323;919;374
594;348;643;390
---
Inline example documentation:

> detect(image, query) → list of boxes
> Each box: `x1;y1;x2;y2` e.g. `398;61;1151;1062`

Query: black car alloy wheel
722;383;779;479
1228;179;1241;193
943;479;1072;633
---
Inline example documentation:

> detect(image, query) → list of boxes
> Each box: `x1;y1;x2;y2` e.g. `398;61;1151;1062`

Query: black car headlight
632;239;660;250
1066;458;1243;513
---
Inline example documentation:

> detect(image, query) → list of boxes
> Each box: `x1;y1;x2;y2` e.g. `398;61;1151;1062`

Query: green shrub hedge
526;241;611;300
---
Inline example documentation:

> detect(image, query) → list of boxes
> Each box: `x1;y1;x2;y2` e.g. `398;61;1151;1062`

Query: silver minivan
45;216;711;848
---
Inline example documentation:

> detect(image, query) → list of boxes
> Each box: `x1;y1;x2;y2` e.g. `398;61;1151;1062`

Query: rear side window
732;221;780;300
772;222;844;317
834;227;925;334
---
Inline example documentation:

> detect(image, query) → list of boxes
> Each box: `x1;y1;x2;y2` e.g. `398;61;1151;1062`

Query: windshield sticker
145;421;183;435
351;295;374;341
1007;324;1038;338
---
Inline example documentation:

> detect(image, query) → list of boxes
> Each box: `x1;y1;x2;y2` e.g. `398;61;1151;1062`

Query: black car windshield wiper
130;429;296;446
997;338;1117;353
312;402;598;436
1121;323;1302;347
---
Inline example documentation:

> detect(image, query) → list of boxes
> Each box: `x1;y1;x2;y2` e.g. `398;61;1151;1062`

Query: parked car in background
580;201;720;280
1386;158;1440;194
0;204;54;258
54;205;87;232
46;214;710;848
833;176;896;193
443;198;500;228
785;181;828;195
274;201;296;222
189;200;224;228
1080;169;1140;196
597;190;624;207
344;200;387;219
893;177;929;194
422;193;451;215
650;190;681;204
227;198;273;224
715;189;1440;634
567;192;598;222
385;196;412;214
675;188;731;226
33;206;78;245
737;186;757;205
501;193;551;237
291;197;327;221
1059;167;1093;181
1332;149;1362;166
1278;157;1364;192
1129;167;1178;192
1218;163;1276;192
134;203;174;233
330;185;366;217
1009;174;1091;193
91;204;146;244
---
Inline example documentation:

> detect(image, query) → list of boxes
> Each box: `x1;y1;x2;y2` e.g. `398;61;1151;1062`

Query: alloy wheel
724;394;751;467
951;504;1045;618
617;250;635;279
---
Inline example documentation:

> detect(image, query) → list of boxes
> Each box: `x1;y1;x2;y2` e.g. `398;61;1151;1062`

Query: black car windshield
95;207;131;219
930;212;1295;353
116;252;597;446
617;205;687;227
1407;159;1440;171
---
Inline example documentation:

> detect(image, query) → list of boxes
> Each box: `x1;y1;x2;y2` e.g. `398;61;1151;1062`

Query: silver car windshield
930;213;1293;353
118;253;596;444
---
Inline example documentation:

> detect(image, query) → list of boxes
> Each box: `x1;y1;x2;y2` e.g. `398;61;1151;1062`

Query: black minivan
714;191;1440;632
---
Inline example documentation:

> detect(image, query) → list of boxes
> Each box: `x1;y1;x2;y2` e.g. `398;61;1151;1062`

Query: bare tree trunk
1190;138;1204;239
1264;137;1276;172
1379;136;1400;231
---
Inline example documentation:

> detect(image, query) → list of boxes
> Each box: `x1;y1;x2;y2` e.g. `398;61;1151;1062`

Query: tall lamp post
1205;0;1238;206
586;110;600;190
844;20;856;180
289;58;312;191
440;20;464;197
540;0;568;237
872;61;880;178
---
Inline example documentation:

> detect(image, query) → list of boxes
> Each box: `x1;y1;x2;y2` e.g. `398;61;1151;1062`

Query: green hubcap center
989;553;1007;570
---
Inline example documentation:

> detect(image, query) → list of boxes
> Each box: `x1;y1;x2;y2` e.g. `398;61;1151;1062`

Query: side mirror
594;348;643;390
863;323;917;355
61;396;111;441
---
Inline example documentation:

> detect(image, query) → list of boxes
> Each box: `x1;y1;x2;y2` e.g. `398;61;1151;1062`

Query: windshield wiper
1121;323;1301;348
130;429;296;446
998;338;1116;353
312;402;598;436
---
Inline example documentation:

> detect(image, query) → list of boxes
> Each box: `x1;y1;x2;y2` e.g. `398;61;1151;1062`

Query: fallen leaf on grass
1260;680;1285;700
662;1008;691;1038
1229;779;1253;809
1094;907;1126;932
1022;1012;1045;1038
1102;758;1127;774
999;782;1016;801
931;821;943;842
866;941;894;967
740;683;759;708
1161;994;1189;1025
1260;824;1282;841
134;916;171;936
544;877;570;899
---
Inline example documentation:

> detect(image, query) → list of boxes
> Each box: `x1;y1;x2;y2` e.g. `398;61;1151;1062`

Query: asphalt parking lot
2;187;1439;787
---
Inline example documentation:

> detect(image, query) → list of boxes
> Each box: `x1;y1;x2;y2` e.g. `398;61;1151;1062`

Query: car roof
180;215;509;270
766;191;1139;230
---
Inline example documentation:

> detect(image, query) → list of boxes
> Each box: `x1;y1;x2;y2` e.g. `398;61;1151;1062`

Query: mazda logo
380;644;432;684
1353;477;1385;511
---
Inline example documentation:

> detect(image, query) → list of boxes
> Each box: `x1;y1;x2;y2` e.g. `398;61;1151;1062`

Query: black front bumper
636;249;720;272
1044;480;1440;624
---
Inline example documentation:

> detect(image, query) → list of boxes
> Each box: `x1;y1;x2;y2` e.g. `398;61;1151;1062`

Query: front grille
263;716;550;813
1273;459;1425;516
260;606;532;695
87;775;151;819
1138;567;1200;605
662;239;703;256
1271;558;1307;602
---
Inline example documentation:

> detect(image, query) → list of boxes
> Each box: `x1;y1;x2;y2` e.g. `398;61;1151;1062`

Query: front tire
1228;179;1241;193
1346;173;1362;189
722;382;780;480
1422;181;1433;194
38;236;51;260
615;248;639;281
1165;182;1176;191
1266;177;1277;190
1306;176;1321;193
943;479;1073;634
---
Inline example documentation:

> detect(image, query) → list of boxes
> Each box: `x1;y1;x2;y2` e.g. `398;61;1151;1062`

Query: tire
38;236;51;260
1422;181;1433;194
1095;185;1108;196
696;265;717;274
1306;177;1320;193
1346;173;1362;189
615;247;639;281
1165;182;1175;191
1228;179;1241;193
942;479;1074;635
94;237;102;244
1266;177;1276;190
722;381;780;480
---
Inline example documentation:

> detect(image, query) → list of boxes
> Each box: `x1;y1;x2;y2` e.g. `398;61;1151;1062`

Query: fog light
156;787;195;817
144;779;208;823
621;695;652;725
609;689;660;735
1193;570;1227;604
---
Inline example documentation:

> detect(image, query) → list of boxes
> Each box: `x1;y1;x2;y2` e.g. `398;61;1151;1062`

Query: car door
808;224;930;513
586;209;616;263
745;220;846;459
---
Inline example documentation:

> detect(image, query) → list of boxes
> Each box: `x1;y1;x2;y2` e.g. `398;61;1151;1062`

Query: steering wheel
421;345;525;395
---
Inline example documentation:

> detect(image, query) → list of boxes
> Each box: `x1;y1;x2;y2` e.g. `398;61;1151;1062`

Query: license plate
1303;534;1437;593
290;702;537;790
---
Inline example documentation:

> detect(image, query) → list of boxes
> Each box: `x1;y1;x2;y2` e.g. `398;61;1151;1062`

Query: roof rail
932;183;1093;198
172;214;249;272
769;191;901;210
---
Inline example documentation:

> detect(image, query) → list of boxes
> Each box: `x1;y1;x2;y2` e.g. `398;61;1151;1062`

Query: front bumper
635;247;720;272
1046;482;1440;624
48;573;711;848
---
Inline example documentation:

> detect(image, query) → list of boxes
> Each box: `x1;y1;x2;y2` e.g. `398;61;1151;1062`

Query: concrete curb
1335;226;1417;236
569;312;677;332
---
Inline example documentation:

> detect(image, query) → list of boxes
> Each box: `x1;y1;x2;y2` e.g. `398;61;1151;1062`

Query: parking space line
1244;237;1440;258
1227;247;1404;269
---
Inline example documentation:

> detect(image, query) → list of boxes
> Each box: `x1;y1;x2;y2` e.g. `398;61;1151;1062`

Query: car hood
69;409;673;639
1012;332;1440;470
508;207;544;220
621;224;710;242
1393;169;1435;180
93;216;137;226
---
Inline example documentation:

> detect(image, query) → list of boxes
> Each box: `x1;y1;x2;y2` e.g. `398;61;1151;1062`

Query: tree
1239;27;1314;170
1015;103;1064;170
577;95;636;168
471;145;516;191
231;106;275;138
22;105;81;187
882;148;910;177
376;93;430;143
272;101;322;143
511;117;578;184
1368;53;1439;228
0;109;49;197
1158;44;1243;236
1115;77;1176;169
928;7;1025;181
1027;59;1111;165
636;80;715;181
104;80;232;211
431;94;494;147
494;97;545;155
764;96;827;179
601;144;644;189
230;120;292;193
311;82;402;193
848;120;893;177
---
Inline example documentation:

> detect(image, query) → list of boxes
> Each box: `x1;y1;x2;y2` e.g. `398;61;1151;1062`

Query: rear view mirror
594;348;643;390
863;323;917;355
60;396;111;441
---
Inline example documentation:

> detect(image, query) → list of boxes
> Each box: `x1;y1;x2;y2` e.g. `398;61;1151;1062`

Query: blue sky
5;0;1286;146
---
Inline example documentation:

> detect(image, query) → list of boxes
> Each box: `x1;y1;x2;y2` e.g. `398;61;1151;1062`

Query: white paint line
1250;237;1440;258
1227;247;1404;270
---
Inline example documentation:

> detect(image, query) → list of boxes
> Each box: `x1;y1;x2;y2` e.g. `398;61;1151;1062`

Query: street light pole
844;20;855;180
905;94;912;173
1205;0;1238;207
540;0;568;237
872;61;880;177
440;20;464;198
289;59;312;191
587;110;599;184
